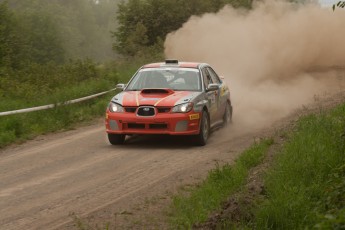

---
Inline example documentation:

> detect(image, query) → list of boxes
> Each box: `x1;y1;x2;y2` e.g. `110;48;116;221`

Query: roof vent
165;59;178;64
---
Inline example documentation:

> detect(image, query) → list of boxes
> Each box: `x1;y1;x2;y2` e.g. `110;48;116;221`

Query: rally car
105;60;232;146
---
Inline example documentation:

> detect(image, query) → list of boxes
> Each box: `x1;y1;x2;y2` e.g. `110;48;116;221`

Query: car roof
142;60;205;69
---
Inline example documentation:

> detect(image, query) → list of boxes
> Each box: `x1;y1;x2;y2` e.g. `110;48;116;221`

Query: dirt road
0;118;262;230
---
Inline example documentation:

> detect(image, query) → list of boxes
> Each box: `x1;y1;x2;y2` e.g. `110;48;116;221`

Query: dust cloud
165;0;345;135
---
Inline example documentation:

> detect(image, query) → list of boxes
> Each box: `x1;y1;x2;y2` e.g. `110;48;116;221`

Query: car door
201;67;219;125
206;67;224;122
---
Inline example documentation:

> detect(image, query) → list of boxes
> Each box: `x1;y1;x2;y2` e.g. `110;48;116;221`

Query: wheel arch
201;106;210;128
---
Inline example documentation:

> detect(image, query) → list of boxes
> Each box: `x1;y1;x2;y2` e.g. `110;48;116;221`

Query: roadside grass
169;138;274;229
235;102;345;229
0;78;113;112
0;96;110;148
0;59;141;148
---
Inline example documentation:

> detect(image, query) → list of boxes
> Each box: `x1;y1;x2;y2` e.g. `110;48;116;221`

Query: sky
318;0;339;7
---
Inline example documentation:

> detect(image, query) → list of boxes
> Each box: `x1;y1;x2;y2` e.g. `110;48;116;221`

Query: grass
0;79;117;148
0;78;112;111
0;59;143;148
237;102;345;229
0;96;110;147
169;138;274;229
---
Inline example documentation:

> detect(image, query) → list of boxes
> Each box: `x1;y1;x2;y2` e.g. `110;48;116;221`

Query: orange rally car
105;60;232;146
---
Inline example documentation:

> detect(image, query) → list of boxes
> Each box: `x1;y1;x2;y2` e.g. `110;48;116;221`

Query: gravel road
0;119;259;230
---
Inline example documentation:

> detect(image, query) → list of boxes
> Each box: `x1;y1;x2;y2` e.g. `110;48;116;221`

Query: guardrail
0;88;116;117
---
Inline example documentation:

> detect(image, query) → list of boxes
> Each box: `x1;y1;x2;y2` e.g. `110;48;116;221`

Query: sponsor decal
189;113;200;120
221;85;228;96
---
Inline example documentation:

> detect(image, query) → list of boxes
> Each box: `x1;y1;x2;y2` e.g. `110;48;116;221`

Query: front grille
137;106;155;116
124;107;137;113
125;106;170;114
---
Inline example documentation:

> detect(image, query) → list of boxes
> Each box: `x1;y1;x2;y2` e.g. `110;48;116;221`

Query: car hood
112;88;201;107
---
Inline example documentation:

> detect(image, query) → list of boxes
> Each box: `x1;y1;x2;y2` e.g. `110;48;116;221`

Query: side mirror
116;83;126;91
206;83;219;92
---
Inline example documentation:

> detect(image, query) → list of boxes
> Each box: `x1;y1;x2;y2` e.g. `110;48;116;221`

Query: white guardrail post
0;88;116;117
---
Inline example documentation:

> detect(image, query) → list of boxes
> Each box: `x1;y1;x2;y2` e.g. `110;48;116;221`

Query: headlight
109;102;124;113
172;102;193;113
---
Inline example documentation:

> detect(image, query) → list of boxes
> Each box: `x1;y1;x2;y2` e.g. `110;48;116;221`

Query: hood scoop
141;88;174;95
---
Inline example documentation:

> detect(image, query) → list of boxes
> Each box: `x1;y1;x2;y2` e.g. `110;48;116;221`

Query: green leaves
0;2;65;68
1;0;120;64
0;2;23;69
19;11;65;65
113;0;253;57
333;1;345;11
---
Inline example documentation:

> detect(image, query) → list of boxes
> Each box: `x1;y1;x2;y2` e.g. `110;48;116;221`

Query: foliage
18;11;65;65
314;164;345;229
113;0;252;57
0;2;24;69
333;1;345;10
1;0;120;63
0;1;68;68
1;59;99;103
247;103;345;229
0;58;129;148
0;98;109;148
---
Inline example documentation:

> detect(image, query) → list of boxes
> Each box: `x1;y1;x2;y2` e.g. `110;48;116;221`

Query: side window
207;67;221;84
201;68;213;89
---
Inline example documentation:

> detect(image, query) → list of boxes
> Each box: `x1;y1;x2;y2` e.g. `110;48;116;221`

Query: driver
150;72;169;88
184;71;199;90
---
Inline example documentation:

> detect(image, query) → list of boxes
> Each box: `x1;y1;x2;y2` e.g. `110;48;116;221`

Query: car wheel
108;133;125;145
223;102;232;126
194;111;210;146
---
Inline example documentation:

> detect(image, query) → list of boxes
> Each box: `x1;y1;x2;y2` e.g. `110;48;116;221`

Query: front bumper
105;109;201;135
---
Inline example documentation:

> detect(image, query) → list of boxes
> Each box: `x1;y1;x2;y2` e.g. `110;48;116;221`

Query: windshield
126;68;202;91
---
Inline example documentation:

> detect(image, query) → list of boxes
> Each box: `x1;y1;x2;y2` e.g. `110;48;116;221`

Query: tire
194;110;210;146
108;133;125;145
223;102;232;126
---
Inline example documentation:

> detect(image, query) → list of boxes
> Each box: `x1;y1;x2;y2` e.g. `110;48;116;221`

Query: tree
18;11;65;64
4;0;120;62
112;0;253;57
0;2;23;69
